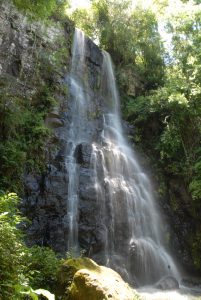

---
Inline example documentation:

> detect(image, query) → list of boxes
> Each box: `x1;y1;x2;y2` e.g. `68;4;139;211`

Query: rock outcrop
57;258;139;300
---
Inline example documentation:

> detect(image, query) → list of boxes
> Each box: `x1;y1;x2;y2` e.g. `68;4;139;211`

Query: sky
70;0;91;10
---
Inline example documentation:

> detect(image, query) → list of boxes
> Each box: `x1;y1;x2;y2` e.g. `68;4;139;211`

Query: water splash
138;285;201;300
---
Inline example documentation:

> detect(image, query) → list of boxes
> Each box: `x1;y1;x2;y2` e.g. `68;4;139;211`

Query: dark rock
155;276;179;290
7;58;21;76
79;167;96;188
45;117;64;128
181;277;201;289
24;174;40;195
74;143;93;166
85;37;103;67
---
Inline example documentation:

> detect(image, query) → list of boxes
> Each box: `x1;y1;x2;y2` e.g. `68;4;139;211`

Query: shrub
0;192;60;299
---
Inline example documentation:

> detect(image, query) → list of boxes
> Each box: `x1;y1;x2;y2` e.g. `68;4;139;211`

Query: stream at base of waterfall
65;28;201;299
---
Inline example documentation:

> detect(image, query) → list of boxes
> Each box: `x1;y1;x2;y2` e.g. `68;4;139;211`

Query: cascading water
65;29;86;251
66;28;180;286
91;51;180;286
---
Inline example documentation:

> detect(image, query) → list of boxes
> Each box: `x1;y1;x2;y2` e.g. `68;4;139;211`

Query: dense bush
0;192;26;299
0;88;51;192
0;192;61;299
26;246;62;292
12;0;70;19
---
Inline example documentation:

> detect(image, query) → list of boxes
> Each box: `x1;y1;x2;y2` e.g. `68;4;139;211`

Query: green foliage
0;194;23;277
70;8;95;37
51;0;70;22
0;192;60;299
71;0;165;91
26;246;62;291
189;154;201;202
12;0;69;20
0;192;26;298
0;89;51;191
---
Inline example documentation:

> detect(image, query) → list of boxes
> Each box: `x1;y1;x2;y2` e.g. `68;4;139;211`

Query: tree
71;0;165;91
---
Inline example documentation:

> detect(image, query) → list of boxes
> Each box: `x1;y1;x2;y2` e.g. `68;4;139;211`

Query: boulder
155;276;179;290
45;116;64;128
58;257;139;300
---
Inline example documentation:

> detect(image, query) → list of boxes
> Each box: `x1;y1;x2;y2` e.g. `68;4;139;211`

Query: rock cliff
0;0;72;251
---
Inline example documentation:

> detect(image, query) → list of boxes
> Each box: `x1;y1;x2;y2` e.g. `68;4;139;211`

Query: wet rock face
23;163;69;252
18;17;104;252
159;176;198;273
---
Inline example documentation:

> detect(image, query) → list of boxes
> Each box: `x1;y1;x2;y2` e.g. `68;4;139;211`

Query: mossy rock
57;258;99;297
57;258;140;300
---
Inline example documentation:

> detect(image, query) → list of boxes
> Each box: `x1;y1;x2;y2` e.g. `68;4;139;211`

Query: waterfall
66;28;180;286
65;29;87;251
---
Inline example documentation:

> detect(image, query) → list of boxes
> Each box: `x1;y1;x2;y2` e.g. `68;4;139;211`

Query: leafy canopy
71;0;165;90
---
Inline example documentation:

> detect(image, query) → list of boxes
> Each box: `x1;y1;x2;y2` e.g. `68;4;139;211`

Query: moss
57;258;99;299
169;193;179;212
64;258;99;271
58;258;99;285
